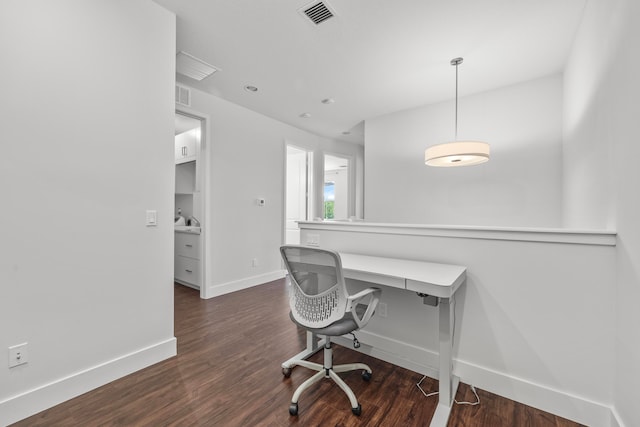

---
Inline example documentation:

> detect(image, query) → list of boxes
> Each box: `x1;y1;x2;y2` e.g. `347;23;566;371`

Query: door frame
283;142;314;245
175;107;210;299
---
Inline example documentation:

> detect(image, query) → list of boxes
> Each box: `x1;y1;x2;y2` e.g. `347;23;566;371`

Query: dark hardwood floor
13;280;584;426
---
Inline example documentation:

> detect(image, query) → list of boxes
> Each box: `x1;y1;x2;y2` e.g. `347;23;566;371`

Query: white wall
562;0;620;230
301;225;616;426
365;74;563;227
174;194;194;220
0;1;176;424
184;87;364;297
564;0;640;425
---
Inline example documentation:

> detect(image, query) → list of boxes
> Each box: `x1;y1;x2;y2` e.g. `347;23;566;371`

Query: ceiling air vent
176;51;219;81
175;85;191;107
299;1;335;25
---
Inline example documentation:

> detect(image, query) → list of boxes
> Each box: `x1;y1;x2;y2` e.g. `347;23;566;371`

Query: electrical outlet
378;302;387;318
306;233;320;247
251;258;258;268
8;343;28;368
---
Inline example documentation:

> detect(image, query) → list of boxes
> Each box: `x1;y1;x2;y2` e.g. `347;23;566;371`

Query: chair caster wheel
361;370;372;381
352;404;362;416
282;367;292;377
289;402;298;416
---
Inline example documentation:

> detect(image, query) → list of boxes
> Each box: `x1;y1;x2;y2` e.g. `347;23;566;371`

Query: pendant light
424;57;490;167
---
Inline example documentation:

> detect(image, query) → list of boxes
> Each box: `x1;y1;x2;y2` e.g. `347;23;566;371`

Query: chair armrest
347;287;381;329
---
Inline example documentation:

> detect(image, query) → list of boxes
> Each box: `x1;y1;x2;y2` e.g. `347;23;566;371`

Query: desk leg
430;297;460;427
281;331;325;371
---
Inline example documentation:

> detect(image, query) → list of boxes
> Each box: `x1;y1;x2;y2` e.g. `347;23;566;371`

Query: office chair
280;245;381;416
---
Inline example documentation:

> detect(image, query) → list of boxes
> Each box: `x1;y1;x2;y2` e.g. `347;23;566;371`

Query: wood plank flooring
13;279;584;426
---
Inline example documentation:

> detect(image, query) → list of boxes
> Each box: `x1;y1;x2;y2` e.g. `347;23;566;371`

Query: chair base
283;338;372;416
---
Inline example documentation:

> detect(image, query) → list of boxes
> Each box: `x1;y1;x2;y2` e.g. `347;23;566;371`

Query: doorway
174;111;207;299
285;145;313;244
323;154;352;220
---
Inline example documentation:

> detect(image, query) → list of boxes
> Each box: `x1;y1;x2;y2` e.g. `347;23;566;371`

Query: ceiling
154;0;587;145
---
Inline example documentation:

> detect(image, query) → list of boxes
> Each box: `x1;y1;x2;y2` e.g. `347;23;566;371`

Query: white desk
282;252;467;426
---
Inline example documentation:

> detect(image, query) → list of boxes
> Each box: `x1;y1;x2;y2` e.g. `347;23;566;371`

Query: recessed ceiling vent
175;85;191;107
176;51;219;81
299;1;335;25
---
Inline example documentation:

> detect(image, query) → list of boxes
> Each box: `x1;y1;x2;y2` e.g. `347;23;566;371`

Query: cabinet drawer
175;232;200;259
175;255;201;286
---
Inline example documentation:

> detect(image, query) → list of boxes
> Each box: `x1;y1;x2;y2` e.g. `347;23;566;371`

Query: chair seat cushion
289;304;367;336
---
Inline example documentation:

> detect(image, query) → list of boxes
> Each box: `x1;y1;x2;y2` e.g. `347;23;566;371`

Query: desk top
339;253;467;298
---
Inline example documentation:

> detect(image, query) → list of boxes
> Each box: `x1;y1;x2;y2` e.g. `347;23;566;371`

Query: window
324;154;349;220
324;181;335;219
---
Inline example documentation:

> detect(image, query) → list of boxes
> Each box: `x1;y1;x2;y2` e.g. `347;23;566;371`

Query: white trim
283;141;314;246
455;358;613;427
0;338;176;426
298;221;617;246
205;270;286;299
610;407;626;427
333;331;616;427
333;330;440;379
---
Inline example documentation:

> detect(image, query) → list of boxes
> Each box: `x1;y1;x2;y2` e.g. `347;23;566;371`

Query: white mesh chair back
280;245;349;329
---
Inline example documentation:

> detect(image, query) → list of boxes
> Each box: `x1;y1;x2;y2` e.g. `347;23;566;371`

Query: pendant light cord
450;57;463;141
454;61;458;141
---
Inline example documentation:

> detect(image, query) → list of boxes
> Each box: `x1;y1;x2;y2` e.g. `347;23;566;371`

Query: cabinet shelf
175;161;196;194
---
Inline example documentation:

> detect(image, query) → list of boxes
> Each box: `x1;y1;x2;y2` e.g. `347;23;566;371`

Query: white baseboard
0;337;176;427
334;330;441;380
610;407;626;427
334;330;616;427
454;358;613;427
205;270;286;298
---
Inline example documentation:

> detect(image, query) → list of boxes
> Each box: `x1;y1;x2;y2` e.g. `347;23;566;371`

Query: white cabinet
175;255;200;287
175;231;201;288
175;129;197;164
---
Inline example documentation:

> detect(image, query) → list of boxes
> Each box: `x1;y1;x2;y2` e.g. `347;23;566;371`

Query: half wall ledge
297;221;616;246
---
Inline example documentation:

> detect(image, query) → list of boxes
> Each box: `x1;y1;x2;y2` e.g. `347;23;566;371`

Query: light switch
257;198;266;207
146;210;157;226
